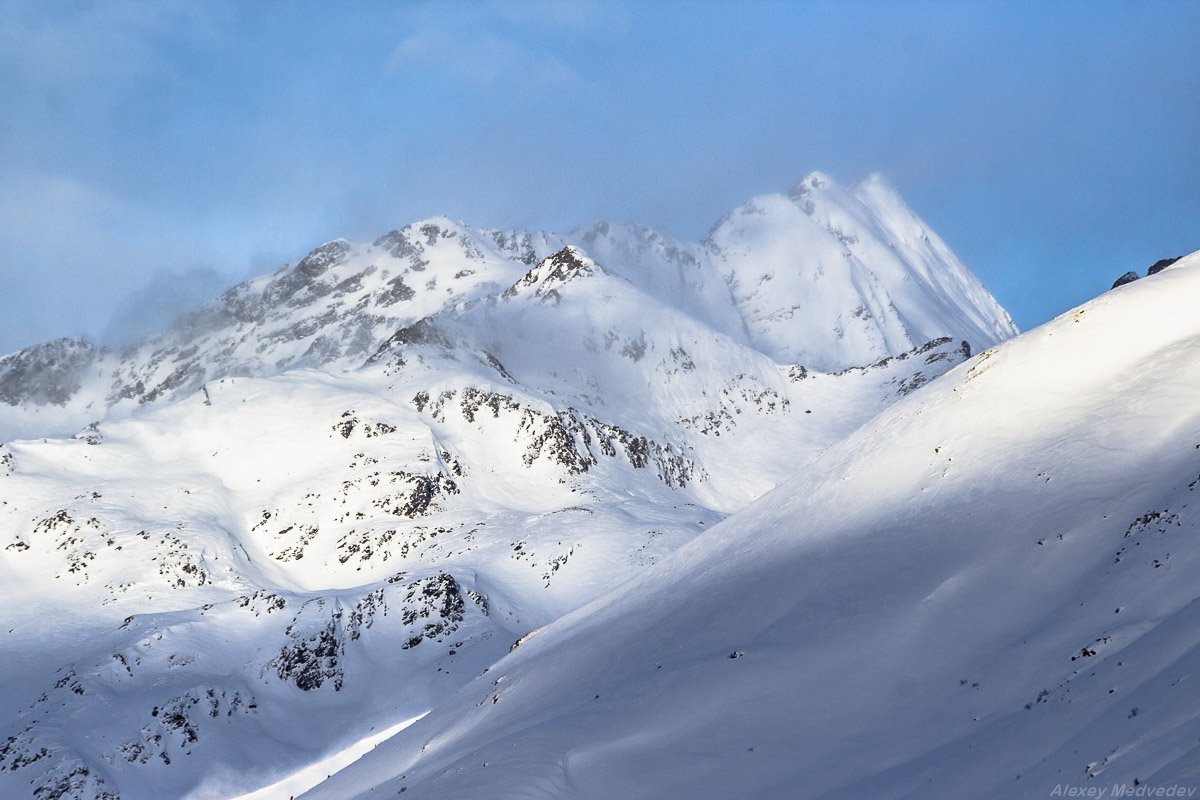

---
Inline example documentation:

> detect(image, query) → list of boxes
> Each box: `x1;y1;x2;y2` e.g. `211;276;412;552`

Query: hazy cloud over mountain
1;1;1197;353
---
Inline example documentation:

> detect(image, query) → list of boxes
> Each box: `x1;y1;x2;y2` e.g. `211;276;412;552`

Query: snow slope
0;264;965;800
304;253;1200;799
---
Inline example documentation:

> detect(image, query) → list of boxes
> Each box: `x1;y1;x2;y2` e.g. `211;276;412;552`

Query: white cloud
483;0;627;31
0;169;243;354
386;29;581;90
0;171;125;262
0;1;226;92
100;265;229;347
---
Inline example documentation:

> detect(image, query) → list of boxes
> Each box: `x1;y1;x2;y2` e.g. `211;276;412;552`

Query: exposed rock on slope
0;337;98;406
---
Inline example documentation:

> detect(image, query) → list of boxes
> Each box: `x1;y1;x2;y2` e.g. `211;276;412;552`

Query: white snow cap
708;170;1017;370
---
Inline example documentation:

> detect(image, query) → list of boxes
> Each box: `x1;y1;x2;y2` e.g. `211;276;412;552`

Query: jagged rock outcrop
502;245;601;302
0;337;99;407
1148;256;1181;275
1112;270;1140;289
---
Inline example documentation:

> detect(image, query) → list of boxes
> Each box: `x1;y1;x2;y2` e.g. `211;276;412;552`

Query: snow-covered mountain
0;172;1013;443
0;174;1017;800
710;172;1013;369
304;253;1200;800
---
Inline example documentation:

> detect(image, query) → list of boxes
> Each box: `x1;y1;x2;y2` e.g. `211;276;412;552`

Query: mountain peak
787;170;835;199
502;245;602;301
705;174;1016;370
0;173;1014;439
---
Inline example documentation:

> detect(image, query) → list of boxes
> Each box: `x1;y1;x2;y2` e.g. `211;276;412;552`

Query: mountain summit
714;170;1014;368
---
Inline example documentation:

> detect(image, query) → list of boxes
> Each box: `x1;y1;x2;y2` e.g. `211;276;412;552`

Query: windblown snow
0;173;1036;800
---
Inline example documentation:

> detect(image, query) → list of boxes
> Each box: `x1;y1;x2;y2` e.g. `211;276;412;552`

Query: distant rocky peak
0;337;100;407
583;220;612;238
578;221;614;250
367;317;451;367
580;220;653;245
787;171;834;199
503;246;603;301
1111;271;1141;289
373;217;475;260
486;229;541;265
784;173;836;217
415;216;465;241
544;244;598;274
6;335;96;359
1111;255;1183;289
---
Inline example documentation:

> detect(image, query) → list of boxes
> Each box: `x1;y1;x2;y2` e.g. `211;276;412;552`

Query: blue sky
1;0;1197;353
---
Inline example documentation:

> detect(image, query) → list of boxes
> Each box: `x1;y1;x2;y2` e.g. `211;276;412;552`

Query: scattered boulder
1111;271;1140;289
1148;256;1181;276
1113;256;1185;289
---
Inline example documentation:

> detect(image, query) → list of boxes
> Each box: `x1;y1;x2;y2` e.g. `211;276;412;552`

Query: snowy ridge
0;173;1013;441
303;253;1200;800
0;174;1016;800
0;218;533;440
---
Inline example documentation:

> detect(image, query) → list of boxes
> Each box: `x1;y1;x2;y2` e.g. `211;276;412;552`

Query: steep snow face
707;172;1016;370
305;254;1200;800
